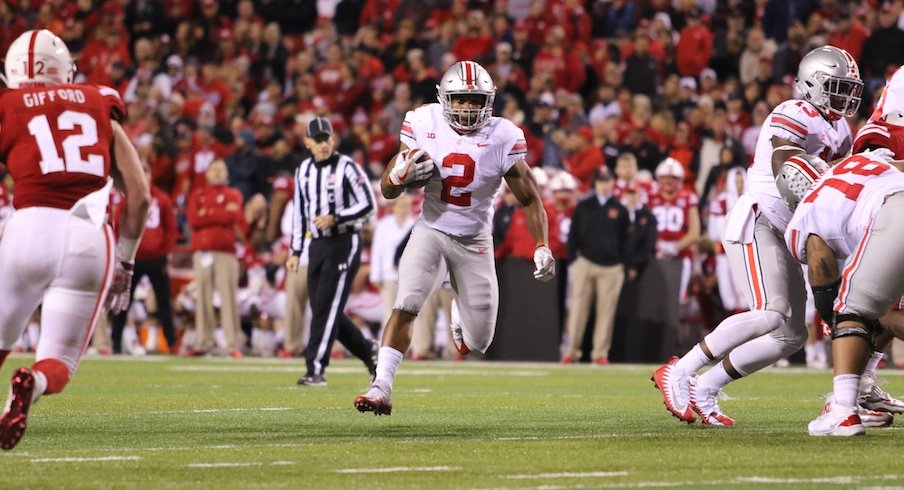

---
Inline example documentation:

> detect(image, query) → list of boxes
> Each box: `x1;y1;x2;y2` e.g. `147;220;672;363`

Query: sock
675;344;713;374
30;370;48;404
863;351;884;377
373;347;403;392
32;358;70;395
696;362;736;392
833;374;861;410
0;350;9;369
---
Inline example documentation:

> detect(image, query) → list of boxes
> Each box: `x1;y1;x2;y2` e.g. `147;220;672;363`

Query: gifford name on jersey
22;88;88;107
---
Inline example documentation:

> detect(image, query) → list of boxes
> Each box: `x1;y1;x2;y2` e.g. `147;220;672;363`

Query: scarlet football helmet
654;157;685;180
437;61;496;132
4;30;75;88
795;45;862;120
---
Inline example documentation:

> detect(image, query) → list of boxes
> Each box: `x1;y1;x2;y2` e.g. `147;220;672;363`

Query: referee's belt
313;230;359;240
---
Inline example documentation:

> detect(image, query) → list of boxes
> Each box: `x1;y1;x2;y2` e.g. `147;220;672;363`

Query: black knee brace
811;279;841;324
832;313;880;350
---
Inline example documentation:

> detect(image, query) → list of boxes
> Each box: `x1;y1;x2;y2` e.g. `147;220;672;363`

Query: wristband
117;236;140;263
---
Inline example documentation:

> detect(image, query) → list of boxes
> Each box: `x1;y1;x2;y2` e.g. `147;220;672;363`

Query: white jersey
748;99;852;232
785;151;904;262
871;65;904;121
400;104;526;237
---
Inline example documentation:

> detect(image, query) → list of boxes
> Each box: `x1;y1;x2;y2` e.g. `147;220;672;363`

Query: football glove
533;245;556;282
388;148;434;187
106;260;134;315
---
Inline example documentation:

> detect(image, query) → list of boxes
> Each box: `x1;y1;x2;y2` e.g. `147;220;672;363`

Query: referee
286;117;378;386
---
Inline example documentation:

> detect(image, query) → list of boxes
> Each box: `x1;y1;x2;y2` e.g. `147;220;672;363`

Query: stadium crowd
2;0;904;367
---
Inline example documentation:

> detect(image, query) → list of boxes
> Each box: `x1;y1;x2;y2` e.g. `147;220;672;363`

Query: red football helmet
853;116;904;159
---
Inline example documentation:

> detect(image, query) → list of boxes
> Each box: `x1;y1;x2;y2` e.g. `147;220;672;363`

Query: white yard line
187;461;296;468
31;456;141;463
335;466;460;474
149;407;293;415
505;471;628;479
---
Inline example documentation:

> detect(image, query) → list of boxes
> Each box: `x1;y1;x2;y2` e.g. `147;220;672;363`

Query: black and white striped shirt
291;152;376;256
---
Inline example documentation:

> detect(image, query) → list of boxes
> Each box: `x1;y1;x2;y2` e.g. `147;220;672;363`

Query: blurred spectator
533;26;585;93
227;129;267;200
739;27;777;86
111;163;179;355
620;185;658;281
619;126;663;174
370;193;415;328
613;152;655;204
706;167;748;314
622;31;659;97
676;9;713;77
861;1;904;84
562;167;629;365
828;4;869;62
186;160;248;357
762;0;815;43
565;126;606;192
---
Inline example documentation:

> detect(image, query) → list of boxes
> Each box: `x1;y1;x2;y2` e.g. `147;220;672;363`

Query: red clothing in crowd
187;140;233;192
566;146;606;192
829;22;870;62
452;33;494;63
496;202;559;260
79;39;132;87
648;188;699;258
187;184;246;254
675;23;713;77
115;186;177;260
533;48;585;93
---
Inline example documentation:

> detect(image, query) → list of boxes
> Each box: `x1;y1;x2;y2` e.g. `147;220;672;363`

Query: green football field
1;354;903;489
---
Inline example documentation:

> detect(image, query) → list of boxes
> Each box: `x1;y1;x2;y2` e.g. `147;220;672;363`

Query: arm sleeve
290;165;307;257
400;110;417;148
502;124;528;174
336;161;376;224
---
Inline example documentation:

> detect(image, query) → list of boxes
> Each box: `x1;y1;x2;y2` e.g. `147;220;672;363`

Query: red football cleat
651;356;696;424
0;368;35;450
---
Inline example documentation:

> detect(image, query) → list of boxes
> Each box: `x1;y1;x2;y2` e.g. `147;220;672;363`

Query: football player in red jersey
0;30;150;450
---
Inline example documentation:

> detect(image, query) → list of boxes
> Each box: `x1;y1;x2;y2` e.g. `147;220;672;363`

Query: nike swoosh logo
477;143;490;147
478;246;489;254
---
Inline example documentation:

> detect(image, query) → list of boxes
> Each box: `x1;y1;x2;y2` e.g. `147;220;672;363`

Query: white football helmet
776;154;827;211
437;61;495;132
795;45;862;120
654;157;685;180
4;29;75;88
549;171;577;192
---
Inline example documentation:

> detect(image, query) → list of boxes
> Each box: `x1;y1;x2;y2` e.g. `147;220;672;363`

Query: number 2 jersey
785;151;904;263
400;103;526;237
0;84;126;210
748;99;852;233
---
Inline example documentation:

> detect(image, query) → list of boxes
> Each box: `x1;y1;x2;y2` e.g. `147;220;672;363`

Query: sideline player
785;121;904;435
354;61;555;415
652;45;861;425
0;30;150;449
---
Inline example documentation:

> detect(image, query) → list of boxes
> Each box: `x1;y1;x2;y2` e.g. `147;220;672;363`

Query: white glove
533;245;556;282
864;147;896;163
106;261;134;315
657;241;679;259
388;148;434;186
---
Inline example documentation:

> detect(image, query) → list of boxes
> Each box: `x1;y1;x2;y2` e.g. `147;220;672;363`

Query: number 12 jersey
0;84;126;210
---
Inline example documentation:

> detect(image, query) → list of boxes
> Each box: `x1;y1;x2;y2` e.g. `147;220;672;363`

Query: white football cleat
808;399;865;437
860;374;904;414
651;356;695;423
689;378;735;426
354;385;392;416
857;405;893;428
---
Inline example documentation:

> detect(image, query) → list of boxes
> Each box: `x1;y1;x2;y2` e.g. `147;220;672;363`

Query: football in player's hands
389;148;435;189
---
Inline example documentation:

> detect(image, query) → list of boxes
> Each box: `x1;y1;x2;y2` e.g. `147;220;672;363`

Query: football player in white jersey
785;121;904;435
354;61;554;415
870;65;904;122
653;45;862;426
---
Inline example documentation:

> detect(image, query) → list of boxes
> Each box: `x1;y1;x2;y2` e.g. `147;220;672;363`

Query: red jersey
115;186;177;260
648;188;699;249
0;84;126;210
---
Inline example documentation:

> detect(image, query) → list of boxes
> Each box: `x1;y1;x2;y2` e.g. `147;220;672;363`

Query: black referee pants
111;256;177;353
305;233;374;377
